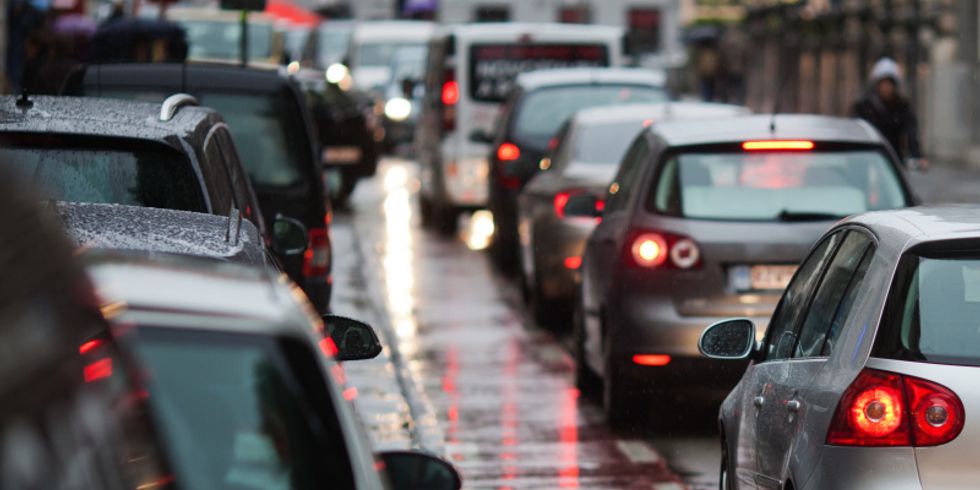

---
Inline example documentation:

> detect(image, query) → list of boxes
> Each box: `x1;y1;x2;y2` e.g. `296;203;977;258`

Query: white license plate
750;265;797;291
323;146;362;164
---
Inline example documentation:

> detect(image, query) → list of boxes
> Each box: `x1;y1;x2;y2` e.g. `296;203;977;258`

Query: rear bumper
532;217;596;302
799;446;920;490
443;156;489;207
617;355;747;396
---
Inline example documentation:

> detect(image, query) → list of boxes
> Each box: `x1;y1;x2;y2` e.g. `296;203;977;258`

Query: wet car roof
73;62;294;94
515;67;667;91
846;205;980;249
57;202;265;268
0;95;214;145
648;114;885;147
574;101;750;126
84;251;316;332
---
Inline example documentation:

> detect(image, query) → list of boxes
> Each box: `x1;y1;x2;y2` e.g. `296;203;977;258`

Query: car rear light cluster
741;140;815;151
441;69;458;132
494;142;522;190
553;189;604;220
627;230;701;269
303;227;330;278
827;368;965;447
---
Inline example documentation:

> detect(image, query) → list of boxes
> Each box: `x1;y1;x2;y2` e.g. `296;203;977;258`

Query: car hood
56;202;266;267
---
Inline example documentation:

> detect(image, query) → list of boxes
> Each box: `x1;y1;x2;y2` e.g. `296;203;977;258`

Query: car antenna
15;90;33;110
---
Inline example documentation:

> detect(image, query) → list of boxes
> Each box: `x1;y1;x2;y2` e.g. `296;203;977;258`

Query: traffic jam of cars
2;0;978;489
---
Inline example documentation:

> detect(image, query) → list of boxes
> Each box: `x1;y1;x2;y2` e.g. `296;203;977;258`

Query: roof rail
159;93;198;122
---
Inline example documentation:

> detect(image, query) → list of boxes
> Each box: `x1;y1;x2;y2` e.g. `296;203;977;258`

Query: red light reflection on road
499;340;520;487
558;387;580;487
443;347;460;446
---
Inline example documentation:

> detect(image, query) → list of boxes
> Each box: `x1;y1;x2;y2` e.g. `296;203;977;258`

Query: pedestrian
695;44;720;102
852;57;928;170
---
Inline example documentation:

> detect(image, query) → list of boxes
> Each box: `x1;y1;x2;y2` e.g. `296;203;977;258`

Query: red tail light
84;358;113;383
827;369;964;447
497;142;520;162
441;80;459;106
553;190;604;220
627;231;701;269
563;256;582;270
742;140;814;151
632;354;671;366
441;69;458;132
303;227;330;278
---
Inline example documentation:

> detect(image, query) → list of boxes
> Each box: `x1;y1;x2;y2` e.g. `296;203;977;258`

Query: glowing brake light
303;227;330;278
742;140;815;151
632;354;671;366
441;80;459;106
497;142;520;162
563;256;582;270
631;233;668;267
628;231;701;269
84;358;113;383
79;339;104;355
826;369;964;447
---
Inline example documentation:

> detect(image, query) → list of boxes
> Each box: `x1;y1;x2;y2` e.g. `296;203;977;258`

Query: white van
415;23;624;232
348;21;437;92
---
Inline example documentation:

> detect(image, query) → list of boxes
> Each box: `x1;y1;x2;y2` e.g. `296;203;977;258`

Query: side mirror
379;450;462;490
323;315;383;361
271;215;308;256
698;318;756;360
563;193;602;219
469;129;493;144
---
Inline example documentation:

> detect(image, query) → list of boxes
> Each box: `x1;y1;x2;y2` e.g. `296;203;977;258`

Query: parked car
167;6;284;66
416;23;625;233
700;205;980;490
56;202;308;272
0;93;267;238
83;251;462;490
483;67;670;265
572;114;917;428
348;20;436;93
517;102;748;327
63;63;334;313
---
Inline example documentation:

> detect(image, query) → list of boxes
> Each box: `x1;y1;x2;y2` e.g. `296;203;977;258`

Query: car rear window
178;20;274;61
649;149;909;221
134;328;356;490
198;92;309;188
574;120;648;165
0;142;206;212
513;85;665;150
469;43;610;102
875;253;980;367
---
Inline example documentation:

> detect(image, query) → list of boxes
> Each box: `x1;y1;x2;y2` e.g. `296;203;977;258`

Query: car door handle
786;400;801;413
753;396;765;409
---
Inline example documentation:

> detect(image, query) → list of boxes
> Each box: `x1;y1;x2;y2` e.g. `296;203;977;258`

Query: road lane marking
652;483;686;490
616;440;662;464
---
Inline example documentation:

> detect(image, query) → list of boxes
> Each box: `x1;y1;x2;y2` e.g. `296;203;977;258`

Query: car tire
573;302;601;398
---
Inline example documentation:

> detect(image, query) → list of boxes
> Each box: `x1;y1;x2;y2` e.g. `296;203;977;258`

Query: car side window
794;231;874;358
762;231;842;361
821;246;875;356
605;137;649;213
548;122;572;172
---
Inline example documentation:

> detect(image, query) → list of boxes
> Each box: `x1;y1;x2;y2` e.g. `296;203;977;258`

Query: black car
0;94;267;233
57;202;308;271
63;63;333;313
481;68;670;270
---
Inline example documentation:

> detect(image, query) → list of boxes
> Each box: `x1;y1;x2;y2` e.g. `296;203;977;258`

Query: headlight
325;63;349;84
384;97;412;121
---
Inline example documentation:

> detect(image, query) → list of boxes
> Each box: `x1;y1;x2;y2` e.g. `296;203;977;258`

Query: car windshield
650;150;909;221
317;25;352;66
0;143;206;212
513;85;667;150
573;120;647;165
875;255;980;367
134;328;355;490
198;92;309;187
179;20;274;61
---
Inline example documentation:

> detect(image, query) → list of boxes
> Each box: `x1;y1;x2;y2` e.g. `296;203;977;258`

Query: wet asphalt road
331;159;720;490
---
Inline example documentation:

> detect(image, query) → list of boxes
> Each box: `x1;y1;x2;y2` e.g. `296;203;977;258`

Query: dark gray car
517;102;749;327
572;114;917;428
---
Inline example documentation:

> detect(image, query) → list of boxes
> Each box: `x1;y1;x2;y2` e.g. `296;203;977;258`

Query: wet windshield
513;85;667;150
179;20;273;61
135;328;355;490
650;150;909;220
0;145;206;212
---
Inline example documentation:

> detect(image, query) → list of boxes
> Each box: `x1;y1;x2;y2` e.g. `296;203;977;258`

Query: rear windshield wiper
776;210;844;222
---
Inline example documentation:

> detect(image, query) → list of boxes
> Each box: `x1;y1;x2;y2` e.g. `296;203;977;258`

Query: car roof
515;67;667;91
573;101;750;127
845;206;980;251
72;62;293;94
645;114;886;147
58;202;265;267
84;251;316;333
435;22;622;40
352;20;435;40
0;95;213;144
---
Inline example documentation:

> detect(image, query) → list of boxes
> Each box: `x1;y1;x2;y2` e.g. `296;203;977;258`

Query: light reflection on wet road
337;159;717;489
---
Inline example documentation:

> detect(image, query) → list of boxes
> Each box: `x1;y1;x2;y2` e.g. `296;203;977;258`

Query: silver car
517;102;748;327
701;206;980;490
571;115;917;428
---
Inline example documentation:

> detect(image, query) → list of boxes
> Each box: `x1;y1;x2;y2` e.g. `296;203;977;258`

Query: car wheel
573;302;601;398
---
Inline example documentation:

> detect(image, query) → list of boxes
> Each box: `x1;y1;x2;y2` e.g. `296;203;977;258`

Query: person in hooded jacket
852;57;928;170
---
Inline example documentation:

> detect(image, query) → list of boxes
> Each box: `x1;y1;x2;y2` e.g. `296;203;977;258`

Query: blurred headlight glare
326;63;349;84
384;97;412;121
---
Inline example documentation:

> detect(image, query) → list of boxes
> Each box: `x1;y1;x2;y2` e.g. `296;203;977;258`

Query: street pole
240;9;249;66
